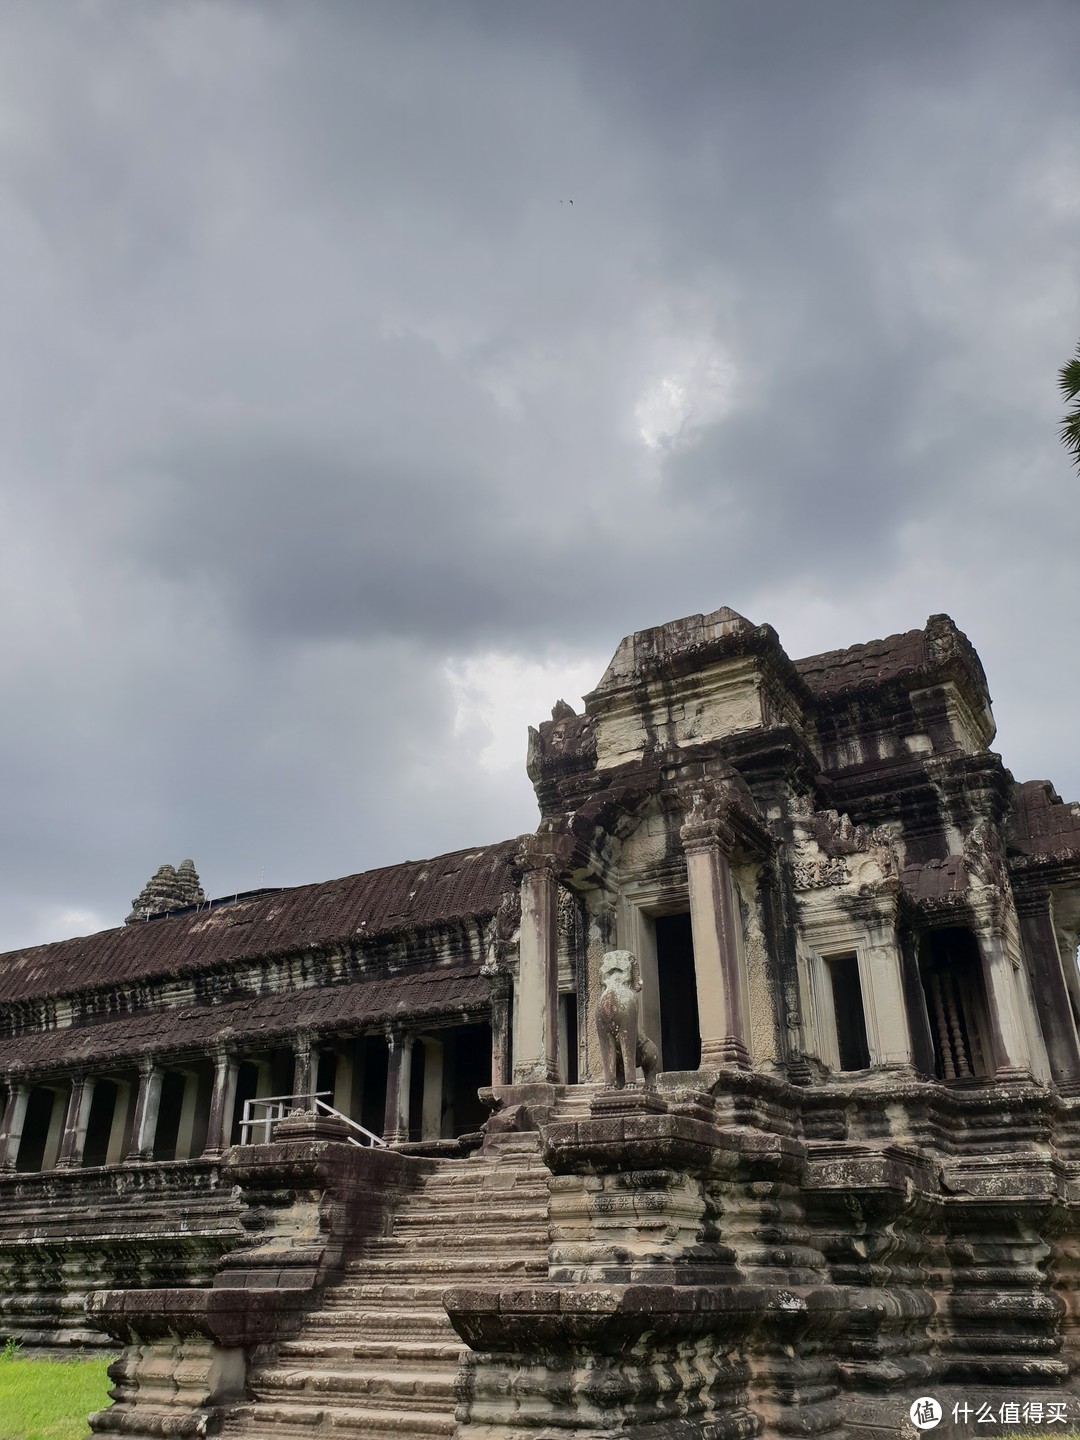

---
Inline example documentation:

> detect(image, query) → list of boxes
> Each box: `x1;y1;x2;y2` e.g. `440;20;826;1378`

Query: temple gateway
1;606;1078;1438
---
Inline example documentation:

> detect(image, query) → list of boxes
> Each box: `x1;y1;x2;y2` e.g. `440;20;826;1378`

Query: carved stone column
1015;887;1080;1089
0;1082;29;1171
382;1029;414;1144
489;973;512;1086
56;1074;96;1170
292;1032;319;1104
513;841;560;1084
419;1037;444;1141
125;1059;163;1161
862;911;915;1068
681;812;749;1069
203;1051;239;1155
977;928;1035;1080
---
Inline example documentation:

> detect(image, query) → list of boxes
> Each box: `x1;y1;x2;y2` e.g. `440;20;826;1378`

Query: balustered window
919;928;992;1080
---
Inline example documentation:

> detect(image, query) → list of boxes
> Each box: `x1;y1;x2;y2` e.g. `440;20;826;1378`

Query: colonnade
0;1015;502;1174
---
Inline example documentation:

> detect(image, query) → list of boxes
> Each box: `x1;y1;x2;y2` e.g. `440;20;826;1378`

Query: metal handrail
238;1092;387;1148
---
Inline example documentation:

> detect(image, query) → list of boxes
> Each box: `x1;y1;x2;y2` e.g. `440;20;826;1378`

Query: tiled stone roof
0;966;490;1072
0;840;521;1004
1009;780;1080;863
794;628;930;699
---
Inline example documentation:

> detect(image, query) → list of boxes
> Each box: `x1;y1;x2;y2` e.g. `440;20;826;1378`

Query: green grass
0;1345;112;1440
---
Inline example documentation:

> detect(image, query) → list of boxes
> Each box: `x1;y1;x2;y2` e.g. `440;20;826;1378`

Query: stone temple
0;606;1078;1439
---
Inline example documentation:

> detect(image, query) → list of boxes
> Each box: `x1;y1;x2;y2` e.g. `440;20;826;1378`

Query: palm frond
1061;405;1080;463
1058;343;1080;469
1059;353;1080;401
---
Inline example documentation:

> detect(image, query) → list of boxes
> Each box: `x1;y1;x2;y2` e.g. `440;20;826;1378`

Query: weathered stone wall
447;1075;1080;1440
0;1160;243;1347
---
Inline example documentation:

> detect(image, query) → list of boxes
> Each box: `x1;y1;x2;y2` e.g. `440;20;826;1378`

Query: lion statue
595;949;658;1090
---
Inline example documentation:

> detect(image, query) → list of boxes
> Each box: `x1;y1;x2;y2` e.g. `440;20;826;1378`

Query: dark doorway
316;1049;337;1100
82;1080;118;1168
560;993;578;1084
269;1047;293;1096
152;1071;186;1160
443;1023;492;1136
16;1087;57;1172
230;1062;261;1144
408;1040;426;1142
655;912;701;1071
359;1035;389;1138
827;954;871;1071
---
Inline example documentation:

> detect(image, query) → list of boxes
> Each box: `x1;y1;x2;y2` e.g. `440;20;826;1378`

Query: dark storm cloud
0;0;1078;947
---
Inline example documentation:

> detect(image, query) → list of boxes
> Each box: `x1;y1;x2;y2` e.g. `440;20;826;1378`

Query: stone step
224;1143;552;1440
324;1277;530;1307
392;1205;547;1231
414;1169;550;1192
278;1337;466;1364
303;1307;449;1336
415;1173;549;1198
335;1262;547;1289
254;1365;459;1405
339;1255;547;1281
370;1227;547;1252
224;1401;456;1438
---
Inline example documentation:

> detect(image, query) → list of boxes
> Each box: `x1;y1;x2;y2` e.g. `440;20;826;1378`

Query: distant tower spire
125;859;206;923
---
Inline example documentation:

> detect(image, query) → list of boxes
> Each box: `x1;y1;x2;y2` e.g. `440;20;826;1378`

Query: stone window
825;953;871;1071
918;928;992;1079
797;940;882;1074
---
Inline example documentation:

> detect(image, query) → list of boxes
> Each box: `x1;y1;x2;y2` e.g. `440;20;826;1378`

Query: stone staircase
222;1133;552;1440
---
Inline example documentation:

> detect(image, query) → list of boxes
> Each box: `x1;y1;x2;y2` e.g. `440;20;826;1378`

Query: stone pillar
420;1038;444;1141
862;921;915;1068
126;1059;163;1161
0;1082;29;1171
681;813;749;1068
56;1074;96;1170
292;1032;319;1104
977;928;1034;1079
1015;889;1080;1090
490;975;512;1086
513;843;560;1084
203;1052;239;1155
383;1029;414;1143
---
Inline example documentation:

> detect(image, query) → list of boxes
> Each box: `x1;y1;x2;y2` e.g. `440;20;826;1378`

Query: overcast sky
1;0;1078;952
